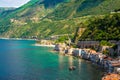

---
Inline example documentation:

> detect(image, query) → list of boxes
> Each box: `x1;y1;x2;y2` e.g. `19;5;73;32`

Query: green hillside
0;7;15;18
0;7;15;13
79;13;120;41
0;0;120;39
47;0;120;20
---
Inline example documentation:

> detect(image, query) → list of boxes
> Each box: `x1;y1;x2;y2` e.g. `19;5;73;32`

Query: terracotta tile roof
90;50;97;54
103;56;113;61
102;73;120;80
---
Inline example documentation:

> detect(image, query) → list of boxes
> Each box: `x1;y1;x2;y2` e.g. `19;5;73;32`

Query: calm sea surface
0;39;103;80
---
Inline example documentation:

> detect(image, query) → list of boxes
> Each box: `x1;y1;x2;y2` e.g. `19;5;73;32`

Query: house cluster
77;41;99;49
54;43;120;74
77;40;120;56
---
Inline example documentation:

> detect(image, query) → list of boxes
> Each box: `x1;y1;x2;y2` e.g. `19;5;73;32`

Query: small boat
69;66;76;71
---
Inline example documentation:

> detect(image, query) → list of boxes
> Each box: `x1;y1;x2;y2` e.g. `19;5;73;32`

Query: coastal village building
117;41;120;56
77;41;100;49
54;40;120;79
72;49;86;57
77;40;120;56
107;40;120;56
54;42;120;73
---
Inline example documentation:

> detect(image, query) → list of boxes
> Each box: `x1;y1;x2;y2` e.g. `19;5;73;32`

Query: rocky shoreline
54;43;120;80
35;44;55;47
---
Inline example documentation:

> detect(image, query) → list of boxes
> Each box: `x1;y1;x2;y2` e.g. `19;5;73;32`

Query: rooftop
102;73;120;80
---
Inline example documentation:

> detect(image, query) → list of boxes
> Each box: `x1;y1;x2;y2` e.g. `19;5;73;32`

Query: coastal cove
0;39;103;80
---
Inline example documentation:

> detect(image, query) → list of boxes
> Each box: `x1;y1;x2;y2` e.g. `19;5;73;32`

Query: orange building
102;73;120;80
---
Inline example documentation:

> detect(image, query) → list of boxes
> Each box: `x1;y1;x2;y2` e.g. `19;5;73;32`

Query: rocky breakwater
54;43;75;55
36;40;55;47
54;43;67;53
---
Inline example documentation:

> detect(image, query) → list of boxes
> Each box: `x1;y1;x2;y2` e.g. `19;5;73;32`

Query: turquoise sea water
0;39;103;80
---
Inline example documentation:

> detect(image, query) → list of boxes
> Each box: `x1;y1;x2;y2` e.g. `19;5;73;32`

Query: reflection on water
0;39;103;80
59;55;74;71
68;56;73;66
78;59;82;72
59;55;64;69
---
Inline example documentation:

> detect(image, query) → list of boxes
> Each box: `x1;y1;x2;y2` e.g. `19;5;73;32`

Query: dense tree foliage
80;13;120;40
0;7;15;17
